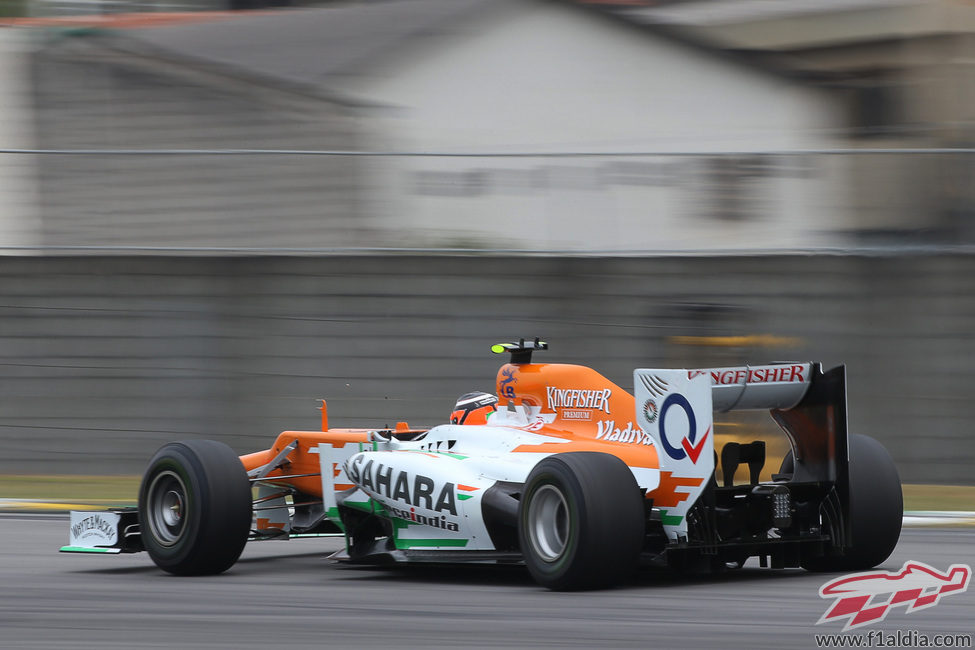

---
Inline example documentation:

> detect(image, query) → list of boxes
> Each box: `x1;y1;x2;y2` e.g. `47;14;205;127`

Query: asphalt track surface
2;515;972;650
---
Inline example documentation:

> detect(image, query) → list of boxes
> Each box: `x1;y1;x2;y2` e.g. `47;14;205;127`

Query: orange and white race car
63;339;903;590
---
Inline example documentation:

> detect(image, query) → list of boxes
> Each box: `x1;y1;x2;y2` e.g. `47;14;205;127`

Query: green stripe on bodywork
389;515;469;549
659;510;684;526
393;538;469;549
59;546;121;554
457;494;473;501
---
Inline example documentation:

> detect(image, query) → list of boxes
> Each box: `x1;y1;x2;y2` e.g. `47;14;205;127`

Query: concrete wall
1;253;973;484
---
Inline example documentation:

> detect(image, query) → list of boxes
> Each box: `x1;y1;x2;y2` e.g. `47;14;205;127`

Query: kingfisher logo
546;387;611;413
818;561;971;631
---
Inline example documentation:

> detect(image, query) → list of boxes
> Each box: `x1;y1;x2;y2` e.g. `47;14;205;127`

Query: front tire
518;452;645;590
139;440;252;576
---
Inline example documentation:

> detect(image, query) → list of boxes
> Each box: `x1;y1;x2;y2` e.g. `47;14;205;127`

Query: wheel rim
146;470;188;547
527;484;570;562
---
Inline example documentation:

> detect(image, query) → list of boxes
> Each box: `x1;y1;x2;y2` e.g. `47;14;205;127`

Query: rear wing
635;363;848;541
692;362;848;483
700;363;811;412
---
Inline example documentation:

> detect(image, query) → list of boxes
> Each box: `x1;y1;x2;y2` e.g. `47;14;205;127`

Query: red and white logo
818;561;971;631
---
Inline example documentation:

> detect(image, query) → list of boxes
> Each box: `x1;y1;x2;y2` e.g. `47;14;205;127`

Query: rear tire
518;452;645;590
139;440;252;576
802;434;902;571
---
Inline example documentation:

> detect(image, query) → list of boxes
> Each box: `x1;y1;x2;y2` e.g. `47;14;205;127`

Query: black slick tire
802;434;902;572
518;452;645;590
138;439;252;576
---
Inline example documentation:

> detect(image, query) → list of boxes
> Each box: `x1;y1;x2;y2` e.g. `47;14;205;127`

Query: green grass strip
0;475;140;502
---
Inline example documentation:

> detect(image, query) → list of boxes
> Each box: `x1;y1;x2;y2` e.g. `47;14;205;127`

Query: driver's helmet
450;391;498;425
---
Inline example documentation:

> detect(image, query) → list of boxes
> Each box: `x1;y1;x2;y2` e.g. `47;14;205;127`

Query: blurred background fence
1;252;973;485
0;0;973;487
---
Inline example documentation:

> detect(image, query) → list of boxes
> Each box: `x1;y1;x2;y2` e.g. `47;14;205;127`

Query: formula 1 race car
63;339;903;590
